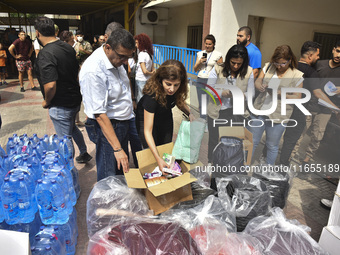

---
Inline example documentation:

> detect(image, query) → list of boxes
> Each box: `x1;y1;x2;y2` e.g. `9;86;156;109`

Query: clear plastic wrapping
161;195;237;254
86;176;153;238
252;165;295;208
244;207;329;255
217;175;272;231
87;219;202;255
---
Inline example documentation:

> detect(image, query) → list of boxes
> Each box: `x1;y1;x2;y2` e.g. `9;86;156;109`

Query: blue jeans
93;118;130;181
247;115;286;165
196;78;208;118
128;117;142;167
135;80;147;103
49;106;87;155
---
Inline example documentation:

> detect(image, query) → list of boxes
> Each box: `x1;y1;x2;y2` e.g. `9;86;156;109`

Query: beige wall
211;0;340;61
166;2;204;47
257;18;340;65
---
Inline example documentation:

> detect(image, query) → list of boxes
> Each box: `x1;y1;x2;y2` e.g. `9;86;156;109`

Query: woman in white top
249;45;304;165
194;34;223;118
134;33;155;103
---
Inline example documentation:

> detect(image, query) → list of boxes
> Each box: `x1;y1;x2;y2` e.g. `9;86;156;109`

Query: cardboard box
218;126;253;165
124;142;200;215
0;229;30;255
319;226;340;255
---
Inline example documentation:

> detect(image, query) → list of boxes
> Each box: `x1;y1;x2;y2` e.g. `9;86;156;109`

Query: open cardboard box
124;142;201;215
218;126;253;165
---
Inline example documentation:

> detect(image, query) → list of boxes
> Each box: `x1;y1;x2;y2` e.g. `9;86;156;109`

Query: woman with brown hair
136;59;193;170
134;33;155;103
248;45;304;165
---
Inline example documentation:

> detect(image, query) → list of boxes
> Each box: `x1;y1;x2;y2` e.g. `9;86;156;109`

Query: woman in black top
137;59;193;170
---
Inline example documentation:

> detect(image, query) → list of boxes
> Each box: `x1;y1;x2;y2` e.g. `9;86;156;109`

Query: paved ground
0;78;338;253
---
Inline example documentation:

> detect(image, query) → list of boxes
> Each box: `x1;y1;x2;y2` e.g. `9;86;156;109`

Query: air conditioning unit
140;9;159;24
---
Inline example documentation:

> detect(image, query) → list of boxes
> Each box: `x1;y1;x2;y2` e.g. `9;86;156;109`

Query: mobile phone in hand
202;52;207;58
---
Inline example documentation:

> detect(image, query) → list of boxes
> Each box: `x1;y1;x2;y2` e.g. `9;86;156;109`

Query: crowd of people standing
1;19;340;203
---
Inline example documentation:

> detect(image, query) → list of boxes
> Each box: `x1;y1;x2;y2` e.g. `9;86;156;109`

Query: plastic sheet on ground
252;165;294;208
217;175;272;232
172;119;205;164
161;195;237;253
86;176;153;238
87;219;202;255
244;207;330;255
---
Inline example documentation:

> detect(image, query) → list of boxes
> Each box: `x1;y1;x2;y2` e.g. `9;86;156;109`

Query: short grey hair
105;22;123;37
107;28;135;51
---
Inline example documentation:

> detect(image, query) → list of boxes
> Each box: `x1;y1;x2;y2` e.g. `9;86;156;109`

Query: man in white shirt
79;28;136;181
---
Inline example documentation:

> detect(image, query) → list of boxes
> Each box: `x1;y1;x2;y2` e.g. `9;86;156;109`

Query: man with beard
301;41;340;169
237;26;262;78
279;41;340;166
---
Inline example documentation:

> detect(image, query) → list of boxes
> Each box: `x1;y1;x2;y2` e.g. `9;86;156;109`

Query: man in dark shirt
8;30;38;92
34;16;92;163
301;41;340;167
279;41;339;166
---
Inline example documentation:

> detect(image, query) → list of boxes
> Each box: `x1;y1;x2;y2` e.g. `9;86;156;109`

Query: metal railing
153;44;200;75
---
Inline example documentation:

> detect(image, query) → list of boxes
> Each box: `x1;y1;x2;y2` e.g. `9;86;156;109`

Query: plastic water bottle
32;235;64;255
35;178;69;225
0;144;6;158
44;171;72;215
51;159;76;207
35;179;54;224
1;176;18;225
58;139;70;163
69;207;78;245
40;137;49;151
7;145;17;156
27;154;43;180
62;136;73;158
71;167;80;199
60;220;75;255
12;133;20;144
2;155;10;171
32;134;40;145
6;137;15;153
48;134;59;151
0;179;5;223
44;246;58;255
36;225;66;254
36;142;45;158
17;175;36;223
32;145;42;160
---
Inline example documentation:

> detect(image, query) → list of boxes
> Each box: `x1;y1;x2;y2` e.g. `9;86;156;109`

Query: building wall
166;2;204;47
257;18;340;64
210;0;340;62
135;2;204;47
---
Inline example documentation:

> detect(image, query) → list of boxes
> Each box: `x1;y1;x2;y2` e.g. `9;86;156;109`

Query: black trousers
279;107;306;165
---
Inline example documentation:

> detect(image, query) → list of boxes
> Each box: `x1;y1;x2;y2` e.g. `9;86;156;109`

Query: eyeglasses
273;60;289;67
113;48;133;60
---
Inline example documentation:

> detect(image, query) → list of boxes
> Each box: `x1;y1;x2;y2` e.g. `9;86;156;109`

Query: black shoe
32;86;40;91
20;87;25;92
76;152;92;163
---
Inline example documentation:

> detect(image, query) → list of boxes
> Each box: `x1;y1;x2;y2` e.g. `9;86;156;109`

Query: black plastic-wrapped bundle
172;182;216;210
212;137;245;179
244;208;329;255
252;166;291;209
217;175;271;232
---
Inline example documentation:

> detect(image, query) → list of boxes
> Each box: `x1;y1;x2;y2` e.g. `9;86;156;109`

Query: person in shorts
0;42;7;86
9;30;39;92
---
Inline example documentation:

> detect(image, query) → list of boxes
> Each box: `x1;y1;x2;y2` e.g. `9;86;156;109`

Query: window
314;32;340;60
187;25;203;50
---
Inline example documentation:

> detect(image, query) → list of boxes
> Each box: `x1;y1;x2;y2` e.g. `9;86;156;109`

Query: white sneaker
320;198;333;209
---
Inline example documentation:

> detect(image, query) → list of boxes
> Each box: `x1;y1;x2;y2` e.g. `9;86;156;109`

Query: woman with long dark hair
206;44;254;163
249;45;304;165
194;34;223;119
134;33;155;103
137;59;193;170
